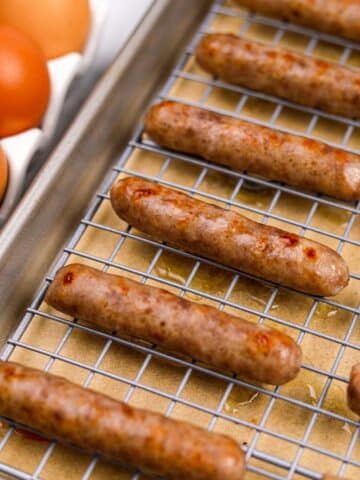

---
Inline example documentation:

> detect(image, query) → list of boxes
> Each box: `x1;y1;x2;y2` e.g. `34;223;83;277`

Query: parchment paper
2;1;360;478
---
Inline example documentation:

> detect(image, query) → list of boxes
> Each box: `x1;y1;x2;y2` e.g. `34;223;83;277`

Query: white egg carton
0;0;107;225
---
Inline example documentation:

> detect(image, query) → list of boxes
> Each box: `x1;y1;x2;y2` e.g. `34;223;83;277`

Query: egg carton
0;0;108;225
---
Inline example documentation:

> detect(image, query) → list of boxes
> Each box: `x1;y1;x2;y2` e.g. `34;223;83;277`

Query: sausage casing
347;363;360;416
0;361;245;480
195;33;360;119
144;101;360;201
110;177;349;296
235;0;360;43
46;263;302;385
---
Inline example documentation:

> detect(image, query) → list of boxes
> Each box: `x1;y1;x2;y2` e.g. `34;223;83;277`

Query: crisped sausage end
348;363;360;416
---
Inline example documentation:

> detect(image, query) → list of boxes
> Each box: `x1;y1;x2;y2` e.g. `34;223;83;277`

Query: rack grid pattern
1;1;360;479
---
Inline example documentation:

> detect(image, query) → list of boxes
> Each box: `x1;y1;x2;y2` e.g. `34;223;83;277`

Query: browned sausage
46;263;302;385
0;361;245;480
110;177;349;296
195;33;360;119
144;101;360;201
347;363;360;416
235;0;360;43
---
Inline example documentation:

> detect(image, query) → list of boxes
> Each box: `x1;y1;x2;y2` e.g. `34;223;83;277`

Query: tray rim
0;0;212;349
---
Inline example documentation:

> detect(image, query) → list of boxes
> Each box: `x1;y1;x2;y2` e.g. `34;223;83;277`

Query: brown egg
0;25;51;138
0;146;9;202
0;0;91;60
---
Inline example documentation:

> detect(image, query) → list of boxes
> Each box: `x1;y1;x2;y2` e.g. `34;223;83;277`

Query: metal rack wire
0;0;359;478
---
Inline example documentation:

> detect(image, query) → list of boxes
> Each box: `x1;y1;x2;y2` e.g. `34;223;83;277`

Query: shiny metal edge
0;0;211;347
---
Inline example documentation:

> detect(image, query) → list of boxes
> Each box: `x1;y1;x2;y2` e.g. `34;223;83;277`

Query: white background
94;0;154;72
67;0;156;120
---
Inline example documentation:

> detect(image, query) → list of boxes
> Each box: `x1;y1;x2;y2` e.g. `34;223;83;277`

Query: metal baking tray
0;0;359;478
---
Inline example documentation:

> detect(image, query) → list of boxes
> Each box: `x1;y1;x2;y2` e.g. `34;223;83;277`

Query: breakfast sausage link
46;263;302;385
195;33;360;119
144;101;360;201
235;0;360;43
110;177;349;296
347;363;360;416
0;361;245;480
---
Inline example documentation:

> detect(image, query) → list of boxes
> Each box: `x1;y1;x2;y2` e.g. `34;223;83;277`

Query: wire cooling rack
1;1;360;479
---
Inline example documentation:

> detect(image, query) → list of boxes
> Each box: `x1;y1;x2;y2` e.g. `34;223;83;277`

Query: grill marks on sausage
280;234;299;247
63;271;74;285
132;187;158;199
304;247;317;260
254;332;270;352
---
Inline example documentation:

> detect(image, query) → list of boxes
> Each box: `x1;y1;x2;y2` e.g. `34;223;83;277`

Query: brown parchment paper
2;1;360;478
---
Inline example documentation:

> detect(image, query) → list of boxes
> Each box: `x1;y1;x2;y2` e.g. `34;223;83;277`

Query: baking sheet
1;0;360;478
